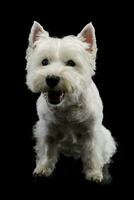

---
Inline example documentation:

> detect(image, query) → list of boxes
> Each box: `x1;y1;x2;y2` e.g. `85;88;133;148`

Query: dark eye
66;60;76;67
42;58;49;66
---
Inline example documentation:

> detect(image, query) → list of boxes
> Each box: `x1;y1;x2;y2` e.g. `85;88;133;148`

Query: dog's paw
33;163;54;177
85;171;103;183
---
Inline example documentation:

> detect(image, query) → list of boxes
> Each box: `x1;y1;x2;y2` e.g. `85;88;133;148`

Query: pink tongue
48;91;62;104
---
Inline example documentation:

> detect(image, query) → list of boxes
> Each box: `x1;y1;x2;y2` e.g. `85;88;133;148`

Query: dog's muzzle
47;90;64;105
45;75;65;105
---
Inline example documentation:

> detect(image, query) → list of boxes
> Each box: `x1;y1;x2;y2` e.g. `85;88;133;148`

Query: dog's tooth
59;92;63;101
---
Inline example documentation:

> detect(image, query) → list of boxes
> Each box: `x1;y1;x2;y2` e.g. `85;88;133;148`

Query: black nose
46;76;60;87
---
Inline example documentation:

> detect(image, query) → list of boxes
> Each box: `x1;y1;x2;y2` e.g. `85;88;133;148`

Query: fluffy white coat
26;21;116;182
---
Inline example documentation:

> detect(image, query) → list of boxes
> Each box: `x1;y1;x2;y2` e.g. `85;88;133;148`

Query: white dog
25;21;116;182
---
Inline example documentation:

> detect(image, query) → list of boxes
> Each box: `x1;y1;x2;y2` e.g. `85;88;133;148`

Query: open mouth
46;90;65;105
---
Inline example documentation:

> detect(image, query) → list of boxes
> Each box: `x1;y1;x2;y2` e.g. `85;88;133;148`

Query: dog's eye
42;58;49;66
65;60;76;67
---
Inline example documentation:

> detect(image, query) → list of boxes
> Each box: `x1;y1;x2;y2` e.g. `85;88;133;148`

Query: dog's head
26;21;97;107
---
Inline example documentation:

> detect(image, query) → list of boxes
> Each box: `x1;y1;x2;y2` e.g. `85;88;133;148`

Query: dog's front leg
33;138;58;177
82;138;104;182
33;134;58;177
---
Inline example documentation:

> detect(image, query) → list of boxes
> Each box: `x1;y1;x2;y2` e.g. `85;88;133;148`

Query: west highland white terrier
25;21;116;182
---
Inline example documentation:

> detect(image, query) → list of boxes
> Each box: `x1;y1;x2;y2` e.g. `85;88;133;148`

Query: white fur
26;21;116;182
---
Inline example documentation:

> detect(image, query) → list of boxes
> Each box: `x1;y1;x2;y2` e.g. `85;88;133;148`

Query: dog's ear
77;23;97;52
28;21;49;48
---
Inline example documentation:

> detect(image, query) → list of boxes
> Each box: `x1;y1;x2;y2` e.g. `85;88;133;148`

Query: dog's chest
49;121;91;158
45;103;93;157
